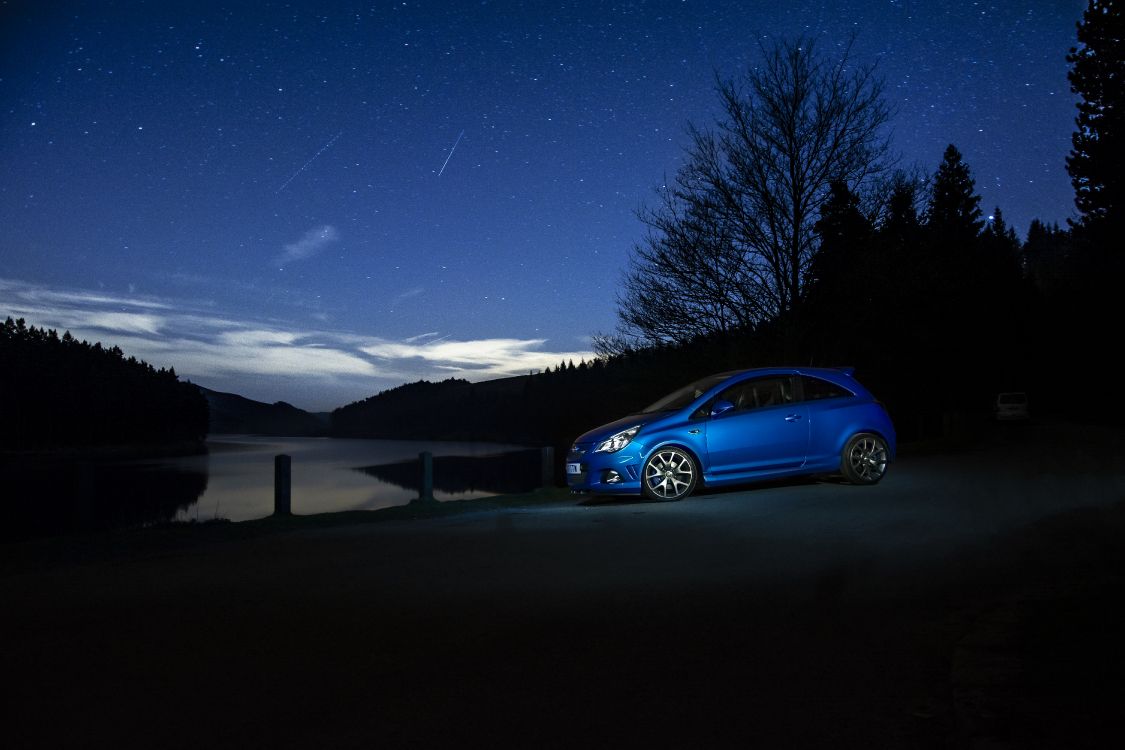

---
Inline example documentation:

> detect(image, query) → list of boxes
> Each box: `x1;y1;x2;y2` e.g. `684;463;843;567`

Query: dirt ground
3;421;1124;749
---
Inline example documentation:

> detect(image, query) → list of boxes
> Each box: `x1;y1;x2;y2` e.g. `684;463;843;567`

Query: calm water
175;436;534;522
3;436;537;540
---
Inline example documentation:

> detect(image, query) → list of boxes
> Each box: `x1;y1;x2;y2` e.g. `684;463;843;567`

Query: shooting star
276;131;343;193
437;129;464;177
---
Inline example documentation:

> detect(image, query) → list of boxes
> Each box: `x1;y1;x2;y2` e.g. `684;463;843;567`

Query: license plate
566;463;582;475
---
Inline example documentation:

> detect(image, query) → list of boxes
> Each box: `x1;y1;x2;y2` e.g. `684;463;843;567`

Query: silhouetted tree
1067;0;1124;235
927;144;984;242
881;172;925;241
1063;0;1125;379
982;208;1021;263
980;208;1023;286
803;180;878;363
1023;219;1072;294
615;36;891;348
0;318;208;450
809;181;871;285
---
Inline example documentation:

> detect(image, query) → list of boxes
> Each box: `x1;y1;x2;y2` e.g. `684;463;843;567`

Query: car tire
840;432;889;485
641;447;698;502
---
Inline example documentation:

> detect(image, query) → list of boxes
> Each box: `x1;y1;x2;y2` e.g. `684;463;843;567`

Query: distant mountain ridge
197;386;328;436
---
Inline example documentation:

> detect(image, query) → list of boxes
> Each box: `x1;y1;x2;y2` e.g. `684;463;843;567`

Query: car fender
838;425;896;461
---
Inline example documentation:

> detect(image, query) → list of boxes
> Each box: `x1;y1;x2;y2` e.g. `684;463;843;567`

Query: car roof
715;366;857;379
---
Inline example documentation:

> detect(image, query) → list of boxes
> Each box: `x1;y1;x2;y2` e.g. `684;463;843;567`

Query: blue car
566;367;896;501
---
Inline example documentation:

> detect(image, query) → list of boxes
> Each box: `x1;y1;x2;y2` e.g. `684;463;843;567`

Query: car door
704;375;809;476
799;374;860;468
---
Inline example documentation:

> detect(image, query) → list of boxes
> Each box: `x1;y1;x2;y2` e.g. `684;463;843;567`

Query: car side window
716;376;795;412
800;375;853;401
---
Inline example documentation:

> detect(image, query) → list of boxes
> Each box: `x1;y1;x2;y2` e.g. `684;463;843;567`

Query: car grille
568;442;591;461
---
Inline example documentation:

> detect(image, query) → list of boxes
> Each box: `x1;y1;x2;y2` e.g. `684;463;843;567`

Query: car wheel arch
829;425;893;458
644;441;705;477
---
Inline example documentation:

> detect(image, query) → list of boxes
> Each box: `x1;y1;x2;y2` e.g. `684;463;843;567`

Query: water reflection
178;436;530;522
1;437;533;541
359;449;544;495
1;455;208;542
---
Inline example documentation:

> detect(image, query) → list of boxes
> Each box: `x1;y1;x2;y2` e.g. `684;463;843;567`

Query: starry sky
1;0;1085;411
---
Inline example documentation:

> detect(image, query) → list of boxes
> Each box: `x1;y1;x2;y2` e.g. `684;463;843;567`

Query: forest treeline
330;184;1108;452
0;317;208;451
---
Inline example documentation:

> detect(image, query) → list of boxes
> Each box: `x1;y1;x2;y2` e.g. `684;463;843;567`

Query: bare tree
615;37;891;348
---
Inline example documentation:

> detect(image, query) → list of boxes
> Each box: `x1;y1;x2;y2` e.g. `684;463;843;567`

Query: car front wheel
642;447;698;501
841;433;888;485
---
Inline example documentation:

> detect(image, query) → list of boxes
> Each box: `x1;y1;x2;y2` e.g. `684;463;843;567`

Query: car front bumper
565;443;644;494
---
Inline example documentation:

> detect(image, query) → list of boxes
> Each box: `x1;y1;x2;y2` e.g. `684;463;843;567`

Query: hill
198;387;328;436
1;317;207;451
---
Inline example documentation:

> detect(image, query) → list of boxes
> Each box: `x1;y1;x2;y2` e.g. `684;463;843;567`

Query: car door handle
784;414;802;422
688;429;701;434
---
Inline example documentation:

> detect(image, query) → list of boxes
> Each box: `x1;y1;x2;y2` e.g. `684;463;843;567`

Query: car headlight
594;425;640;453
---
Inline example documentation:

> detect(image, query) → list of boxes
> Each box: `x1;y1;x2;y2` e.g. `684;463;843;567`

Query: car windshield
641;373;733;414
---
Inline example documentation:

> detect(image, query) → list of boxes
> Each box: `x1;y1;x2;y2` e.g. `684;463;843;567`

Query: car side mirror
710;399;735;417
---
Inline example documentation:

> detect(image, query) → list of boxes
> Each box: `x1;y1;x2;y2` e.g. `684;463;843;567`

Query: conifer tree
926;145;984;241
1067;0;1124;233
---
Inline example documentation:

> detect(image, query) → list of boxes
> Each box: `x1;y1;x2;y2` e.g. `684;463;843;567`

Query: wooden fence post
419;451;434;502
274;454;291;516
540;446;555;488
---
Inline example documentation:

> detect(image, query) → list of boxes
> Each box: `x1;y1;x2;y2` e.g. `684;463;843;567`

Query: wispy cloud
1;277;377;396
360;336;592;379
0;277;595;409
276;225;338;266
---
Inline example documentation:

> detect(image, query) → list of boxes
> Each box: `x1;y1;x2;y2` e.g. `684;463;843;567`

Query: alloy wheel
847;435;887;483
643;448;697;501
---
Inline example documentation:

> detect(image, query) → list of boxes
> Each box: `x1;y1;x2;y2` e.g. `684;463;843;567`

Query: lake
3;436;542;540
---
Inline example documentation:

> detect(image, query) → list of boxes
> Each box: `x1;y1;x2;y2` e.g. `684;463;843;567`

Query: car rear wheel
841;433;888;485
642;447;698;501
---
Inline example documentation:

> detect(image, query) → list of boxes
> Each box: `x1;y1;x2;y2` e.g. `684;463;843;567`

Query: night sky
1;1;1085;410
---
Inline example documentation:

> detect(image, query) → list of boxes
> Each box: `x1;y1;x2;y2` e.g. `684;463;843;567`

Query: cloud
0;278;171;310
217;329;300;347
111;333;378;379
83;311;164;335
276;225;338;266
0;277;377;389
360;336;593;379
0;277;595;409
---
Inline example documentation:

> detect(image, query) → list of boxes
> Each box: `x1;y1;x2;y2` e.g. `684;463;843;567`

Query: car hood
572;412;666;446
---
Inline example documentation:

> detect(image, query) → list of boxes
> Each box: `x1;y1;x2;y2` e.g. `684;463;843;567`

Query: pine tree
883;175;922;242
1023;219;1071;295
1066;0;1124;232
926;145;984;241
982;207;1021;267
803;180;879;363
809;180;871;290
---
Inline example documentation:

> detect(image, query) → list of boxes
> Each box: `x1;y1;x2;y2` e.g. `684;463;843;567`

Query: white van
995;392;1030;421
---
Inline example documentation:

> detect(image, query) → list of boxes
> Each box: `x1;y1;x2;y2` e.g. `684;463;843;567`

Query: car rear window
801;375;853;401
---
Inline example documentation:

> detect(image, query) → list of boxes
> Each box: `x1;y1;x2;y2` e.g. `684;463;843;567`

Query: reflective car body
566;367;896;499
